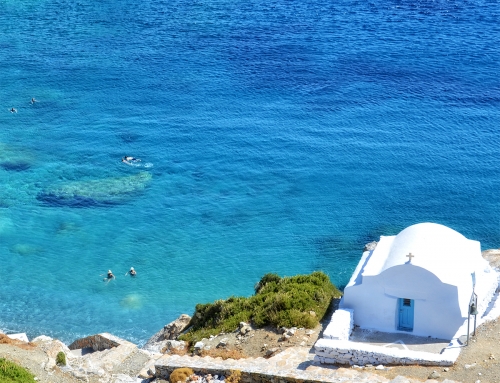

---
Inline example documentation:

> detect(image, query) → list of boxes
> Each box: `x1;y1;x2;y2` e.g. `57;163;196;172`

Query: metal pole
467;274;477;346
473;312;477;337
467;312;470;345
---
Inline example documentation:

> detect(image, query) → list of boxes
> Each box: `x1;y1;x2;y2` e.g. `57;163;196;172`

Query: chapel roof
362;222;481;285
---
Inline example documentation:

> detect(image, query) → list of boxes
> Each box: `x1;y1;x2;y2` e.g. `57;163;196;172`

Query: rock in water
120;294;142;309
0;142;34;171
0;215;14;235
10;244;41;256
38;172;153;207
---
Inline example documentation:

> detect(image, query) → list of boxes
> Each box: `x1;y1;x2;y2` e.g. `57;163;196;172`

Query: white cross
406;253;415;263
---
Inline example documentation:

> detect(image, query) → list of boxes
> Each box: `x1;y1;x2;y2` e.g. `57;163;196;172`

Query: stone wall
154;349;391;383
314;338;455;367
158;366;323;383
322;309;353;341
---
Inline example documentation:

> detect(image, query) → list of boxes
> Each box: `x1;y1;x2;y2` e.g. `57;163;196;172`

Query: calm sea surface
0;0;499;344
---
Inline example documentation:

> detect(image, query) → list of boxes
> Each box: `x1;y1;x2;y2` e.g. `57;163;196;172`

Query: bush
226;370;241;383
56;351;66;366
179;271;341;344
254;273;281;293
0;358;37;383
169;367;194;383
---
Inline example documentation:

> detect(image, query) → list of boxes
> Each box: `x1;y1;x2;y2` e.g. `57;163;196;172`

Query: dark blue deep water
0;0;499;344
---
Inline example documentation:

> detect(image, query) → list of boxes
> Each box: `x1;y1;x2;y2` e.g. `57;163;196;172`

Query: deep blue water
0;0;499;345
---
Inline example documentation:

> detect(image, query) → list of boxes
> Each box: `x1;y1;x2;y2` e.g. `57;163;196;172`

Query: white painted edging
314;338;455;366
322;309;353;341
314;272;500;367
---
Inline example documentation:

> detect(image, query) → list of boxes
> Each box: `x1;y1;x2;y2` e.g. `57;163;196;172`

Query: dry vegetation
199;348;247;360
0;335;36;351
169;368;194;383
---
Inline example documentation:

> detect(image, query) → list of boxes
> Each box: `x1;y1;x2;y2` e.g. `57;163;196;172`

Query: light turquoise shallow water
0;0;499;344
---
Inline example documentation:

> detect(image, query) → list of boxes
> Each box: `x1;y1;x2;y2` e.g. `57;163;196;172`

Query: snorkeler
30;98;37;104
104;269;115;281
10;107;17;113
125;267;137;276
122;156;141;164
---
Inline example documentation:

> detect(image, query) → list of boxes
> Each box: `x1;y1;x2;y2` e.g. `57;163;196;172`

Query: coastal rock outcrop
482;249;500;270
143;314;191;353
363;241;378;252
32;335;73;370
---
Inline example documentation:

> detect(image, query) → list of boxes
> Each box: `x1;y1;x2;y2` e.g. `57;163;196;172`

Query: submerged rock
120;294;143;309
0;215;14;234
10;243;41;256
0;143;34;172
37;172;152;207
56;221;80;234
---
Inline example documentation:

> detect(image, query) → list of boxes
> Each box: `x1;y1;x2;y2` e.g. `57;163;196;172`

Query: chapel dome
381;222;478;284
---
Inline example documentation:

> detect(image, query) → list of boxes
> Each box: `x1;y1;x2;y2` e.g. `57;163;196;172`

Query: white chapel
341;222;498;339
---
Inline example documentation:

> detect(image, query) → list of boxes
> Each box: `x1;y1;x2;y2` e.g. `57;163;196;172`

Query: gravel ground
371;318;500;383
196;323;322;358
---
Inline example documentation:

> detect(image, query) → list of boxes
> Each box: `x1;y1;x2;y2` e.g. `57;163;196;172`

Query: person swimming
125;267;137;276
105;269;115;280
122;156;141;164
30;98;37;104
10;107;17;113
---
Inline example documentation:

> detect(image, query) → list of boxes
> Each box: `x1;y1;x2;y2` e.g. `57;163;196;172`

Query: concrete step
70;347;95;357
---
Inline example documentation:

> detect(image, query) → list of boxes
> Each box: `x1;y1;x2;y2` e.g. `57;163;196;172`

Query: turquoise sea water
0;0;499;345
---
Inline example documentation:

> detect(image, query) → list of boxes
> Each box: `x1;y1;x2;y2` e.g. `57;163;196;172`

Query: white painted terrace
314;277;500;367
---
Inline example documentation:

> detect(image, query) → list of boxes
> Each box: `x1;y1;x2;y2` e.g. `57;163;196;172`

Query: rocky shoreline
1;249;499;383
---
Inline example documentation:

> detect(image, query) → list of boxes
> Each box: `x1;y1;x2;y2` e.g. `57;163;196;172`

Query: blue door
398;298;414;332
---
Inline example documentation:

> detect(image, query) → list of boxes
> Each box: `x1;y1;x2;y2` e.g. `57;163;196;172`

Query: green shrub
179;271;341;344
254;273;281;293
56;351;66;366
0;358;37;383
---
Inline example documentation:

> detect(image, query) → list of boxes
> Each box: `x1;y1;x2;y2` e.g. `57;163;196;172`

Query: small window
403;298;411;306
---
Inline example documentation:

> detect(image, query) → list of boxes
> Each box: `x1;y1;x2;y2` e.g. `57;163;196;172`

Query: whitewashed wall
322;309;353;340
314;338;455;367
343;264;464;339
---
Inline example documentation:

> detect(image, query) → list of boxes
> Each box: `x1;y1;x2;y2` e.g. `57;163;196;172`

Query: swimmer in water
10;107;17;113
125;267;137;276
30;98;37;104
104;269;115;281
122;156;141;163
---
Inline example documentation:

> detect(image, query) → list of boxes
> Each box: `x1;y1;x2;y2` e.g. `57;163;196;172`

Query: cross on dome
406;252;415;263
